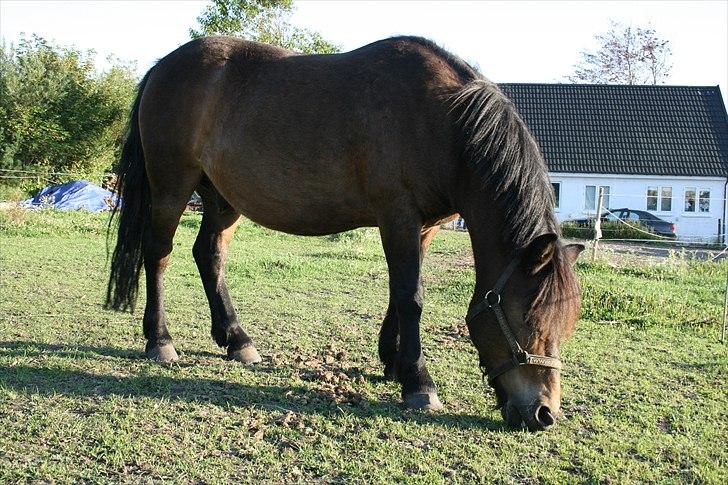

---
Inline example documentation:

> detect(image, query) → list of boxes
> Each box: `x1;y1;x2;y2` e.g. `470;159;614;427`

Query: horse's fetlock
211;324;229;347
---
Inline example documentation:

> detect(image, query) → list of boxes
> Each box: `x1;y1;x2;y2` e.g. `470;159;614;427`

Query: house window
685;188;710;213
661;187;672;211
684;188;696;212
601;186;611;209
585;185;610;211
699;189;710;213
646;187;658;211
646;186;672;212
551;182;560;209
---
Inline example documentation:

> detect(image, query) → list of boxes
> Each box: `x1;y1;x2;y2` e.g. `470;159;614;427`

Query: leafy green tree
569;21;672;85
0;35;136;183
189;0;339;54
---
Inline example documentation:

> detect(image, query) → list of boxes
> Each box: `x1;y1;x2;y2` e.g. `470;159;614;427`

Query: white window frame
646;186;672;213
551;182;561;210
646;186;658;211
683;187;711;214
585;185;610;212
698;188;711;213
660;186;673;212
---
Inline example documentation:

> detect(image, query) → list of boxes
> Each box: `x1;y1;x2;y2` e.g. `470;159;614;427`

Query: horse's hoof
403;392;443;411
228;346;262;364
146;344;179;363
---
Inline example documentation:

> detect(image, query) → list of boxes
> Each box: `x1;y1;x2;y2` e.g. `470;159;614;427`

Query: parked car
570;208;677;238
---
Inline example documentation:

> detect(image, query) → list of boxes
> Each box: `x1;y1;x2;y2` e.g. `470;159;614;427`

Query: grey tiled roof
499;83;728;177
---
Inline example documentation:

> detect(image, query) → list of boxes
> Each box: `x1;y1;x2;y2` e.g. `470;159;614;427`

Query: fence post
591;187;604;262
720;218;725;246
722;269;727;343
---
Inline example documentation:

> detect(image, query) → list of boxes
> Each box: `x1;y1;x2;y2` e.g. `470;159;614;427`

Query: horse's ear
522;233;559;273
563;243;585;266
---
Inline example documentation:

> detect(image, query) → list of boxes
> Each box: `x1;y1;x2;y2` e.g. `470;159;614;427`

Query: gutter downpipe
714;85;728;247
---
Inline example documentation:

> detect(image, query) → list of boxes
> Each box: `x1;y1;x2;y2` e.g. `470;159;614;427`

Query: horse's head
466;234;583;431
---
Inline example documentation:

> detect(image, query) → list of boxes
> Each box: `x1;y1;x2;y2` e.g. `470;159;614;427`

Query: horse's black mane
385;37;557;248
449;78;558;249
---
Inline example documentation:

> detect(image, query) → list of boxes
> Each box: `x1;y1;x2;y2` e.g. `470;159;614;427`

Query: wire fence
0;168;112;181
2;167;728;198
2;166;727;244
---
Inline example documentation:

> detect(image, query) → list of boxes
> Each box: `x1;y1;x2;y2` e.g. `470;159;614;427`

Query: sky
1;0;726;98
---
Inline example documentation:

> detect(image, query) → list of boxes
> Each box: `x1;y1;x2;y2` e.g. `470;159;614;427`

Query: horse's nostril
535;405;556;428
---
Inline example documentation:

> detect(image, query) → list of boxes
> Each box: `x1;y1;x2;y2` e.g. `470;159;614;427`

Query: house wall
549;172;727;242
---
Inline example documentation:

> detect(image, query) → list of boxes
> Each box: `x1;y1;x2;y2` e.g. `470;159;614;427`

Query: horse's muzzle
502;402;558;431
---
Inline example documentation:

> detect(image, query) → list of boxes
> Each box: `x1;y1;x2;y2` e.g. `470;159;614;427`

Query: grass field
1;209;726;483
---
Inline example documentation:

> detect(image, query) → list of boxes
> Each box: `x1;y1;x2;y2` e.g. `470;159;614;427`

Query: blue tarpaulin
24;180;118;212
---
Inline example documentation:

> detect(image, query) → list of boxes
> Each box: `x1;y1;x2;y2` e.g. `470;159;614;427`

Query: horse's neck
458;186;514;296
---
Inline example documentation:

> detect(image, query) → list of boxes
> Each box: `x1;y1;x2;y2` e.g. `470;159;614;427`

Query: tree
189;0;339;54
569;21;672;85
0;35;137;180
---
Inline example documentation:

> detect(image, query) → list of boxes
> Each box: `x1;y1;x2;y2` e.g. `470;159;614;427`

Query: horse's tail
105;69;154;312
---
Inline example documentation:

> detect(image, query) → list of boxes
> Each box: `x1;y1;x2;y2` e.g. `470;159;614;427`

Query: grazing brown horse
106;36;583;431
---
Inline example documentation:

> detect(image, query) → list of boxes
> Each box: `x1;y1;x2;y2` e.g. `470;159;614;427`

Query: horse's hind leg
143;170;200;362
194;181;261;363
379;225;440;380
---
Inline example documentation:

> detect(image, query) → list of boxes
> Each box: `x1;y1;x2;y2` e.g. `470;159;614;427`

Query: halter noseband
465;257;562;385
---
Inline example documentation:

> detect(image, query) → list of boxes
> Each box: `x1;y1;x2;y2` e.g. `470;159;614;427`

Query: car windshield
602;211;620;221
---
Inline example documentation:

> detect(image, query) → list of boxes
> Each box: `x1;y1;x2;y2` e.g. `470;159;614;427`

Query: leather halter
465;258;562;384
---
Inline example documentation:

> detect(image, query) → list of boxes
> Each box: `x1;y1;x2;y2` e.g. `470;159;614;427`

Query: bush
561;220;662;240
0;35;137;193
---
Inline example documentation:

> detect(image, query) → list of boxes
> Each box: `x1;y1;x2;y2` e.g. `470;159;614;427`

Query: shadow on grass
0;341;142;360
0;341;505;431
0;341;242;364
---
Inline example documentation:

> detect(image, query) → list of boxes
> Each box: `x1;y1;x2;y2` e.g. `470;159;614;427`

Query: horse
105;35;584;431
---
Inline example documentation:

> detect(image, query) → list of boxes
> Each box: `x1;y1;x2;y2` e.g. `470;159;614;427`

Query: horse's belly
234;197;375;236
206;163;375;236
238;200;375;236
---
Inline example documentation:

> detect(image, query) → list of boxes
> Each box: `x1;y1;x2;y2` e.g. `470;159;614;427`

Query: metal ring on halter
484;290;501;307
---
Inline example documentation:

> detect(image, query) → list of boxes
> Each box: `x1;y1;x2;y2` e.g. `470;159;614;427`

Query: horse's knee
192;235;209;264
193;236;223;274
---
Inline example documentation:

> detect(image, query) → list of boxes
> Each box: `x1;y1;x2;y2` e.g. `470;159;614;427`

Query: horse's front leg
379;219;442;410
379;226;440;381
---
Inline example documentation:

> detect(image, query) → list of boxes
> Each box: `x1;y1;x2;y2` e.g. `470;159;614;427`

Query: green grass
1;210;726;483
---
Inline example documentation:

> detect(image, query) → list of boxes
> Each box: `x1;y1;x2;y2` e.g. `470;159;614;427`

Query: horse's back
139;37;468;234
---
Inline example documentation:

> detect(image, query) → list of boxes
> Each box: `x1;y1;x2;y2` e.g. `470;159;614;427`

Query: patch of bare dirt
272;346;365;405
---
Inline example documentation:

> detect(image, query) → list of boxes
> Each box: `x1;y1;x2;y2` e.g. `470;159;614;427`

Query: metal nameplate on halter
526;355;562;369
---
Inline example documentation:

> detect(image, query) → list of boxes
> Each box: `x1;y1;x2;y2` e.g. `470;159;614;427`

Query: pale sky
1;0;726;100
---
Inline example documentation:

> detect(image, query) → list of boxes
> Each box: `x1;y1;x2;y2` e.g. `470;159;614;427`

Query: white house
500;84;728;242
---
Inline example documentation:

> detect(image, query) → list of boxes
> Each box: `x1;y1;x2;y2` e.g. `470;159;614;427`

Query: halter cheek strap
465;258;562;385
